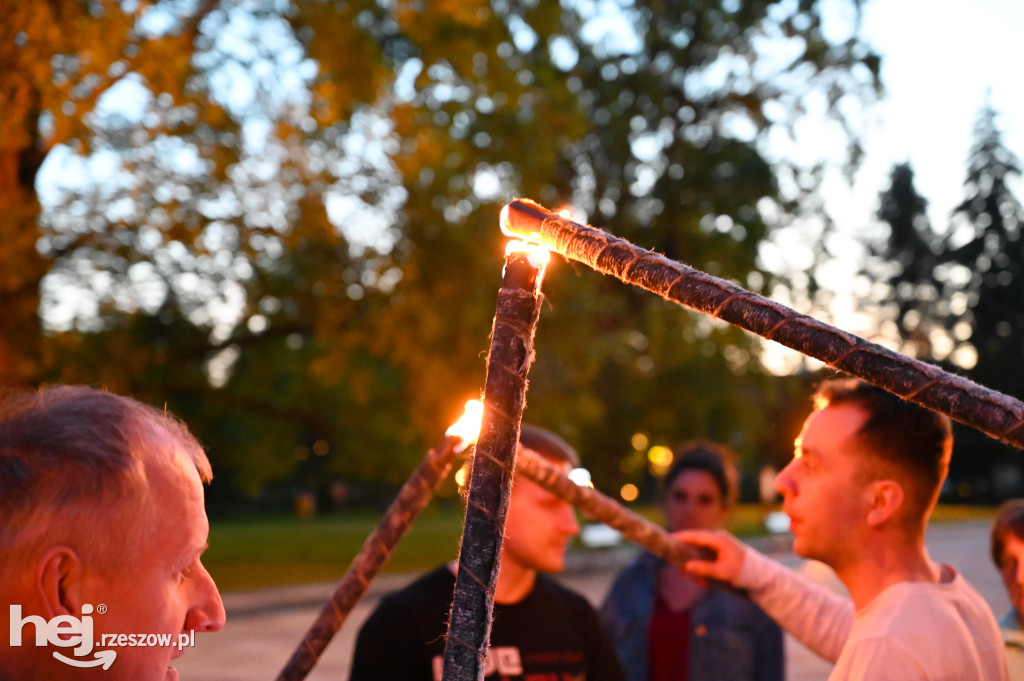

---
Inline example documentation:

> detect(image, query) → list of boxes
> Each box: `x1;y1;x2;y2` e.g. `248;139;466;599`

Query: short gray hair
0;385;211;574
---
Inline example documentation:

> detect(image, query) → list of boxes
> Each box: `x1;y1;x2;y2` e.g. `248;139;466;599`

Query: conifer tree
871;162;942;357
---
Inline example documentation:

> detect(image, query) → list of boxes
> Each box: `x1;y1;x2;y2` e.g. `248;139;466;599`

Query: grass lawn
204;503;998;591
204;505;467;591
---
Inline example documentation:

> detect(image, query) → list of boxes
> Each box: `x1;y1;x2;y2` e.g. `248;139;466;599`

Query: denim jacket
600;551;784;681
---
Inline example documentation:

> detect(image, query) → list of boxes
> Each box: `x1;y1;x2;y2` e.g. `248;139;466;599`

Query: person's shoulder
883;570;990;615
606;551;658;589
619;550;660;576
375;565;455;613
859;573;998;640
358;565;454;644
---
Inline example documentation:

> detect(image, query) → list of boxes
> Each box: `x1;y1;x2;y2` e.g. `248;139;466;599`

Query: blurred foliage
865;103;1024;500
2;0;882;510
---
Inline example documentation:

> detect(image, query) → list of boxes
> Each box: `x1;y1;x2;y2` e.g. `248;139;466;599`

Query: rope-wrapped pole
502;199;1024;450
275;435;464;681
515;447;702;567
442;246;547;681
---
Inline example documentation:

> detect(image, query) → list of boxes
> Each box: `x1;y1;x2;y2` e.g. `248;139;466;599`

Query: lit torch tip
446;399;484;453
500;198;553;241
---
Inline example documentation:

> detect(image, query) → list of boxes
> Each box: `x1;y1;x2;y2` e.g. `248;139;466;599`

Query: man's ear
36;546;85;618
865;479;904;528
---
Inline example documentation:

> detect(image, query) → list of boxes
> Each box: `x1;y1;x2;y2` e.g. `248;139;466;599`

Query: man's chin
534;557;565;574
790;535;810;558
165;667;179;681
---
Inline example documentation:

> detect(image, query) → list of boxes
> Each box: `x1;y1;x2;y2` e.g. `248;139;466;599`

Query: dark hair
457;424;579;498
664;440;738;508
519;424;580;467
812;378;951;519
991;499;1024;568
0;384;211;573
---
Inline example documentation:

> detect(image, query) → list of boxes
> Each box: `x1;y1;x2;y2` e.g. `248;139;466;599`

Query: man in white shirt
677;378;1008;681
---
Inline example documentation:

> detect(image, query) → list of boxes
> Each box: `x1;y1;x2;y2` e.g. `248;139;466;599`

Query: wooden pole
275;435;464;681
441;247;546;681
514;447;703;567
501;199;1024;450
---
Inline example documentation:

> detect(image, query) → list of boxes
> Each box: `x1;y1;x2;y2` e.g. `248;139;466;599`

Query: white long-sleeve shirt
736;548;1009;681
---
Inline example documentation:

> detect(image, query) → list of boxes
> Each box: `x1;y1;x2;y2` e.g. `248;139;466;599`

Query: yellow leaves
397;133;447;180
395;0;491;32
293;2;389;121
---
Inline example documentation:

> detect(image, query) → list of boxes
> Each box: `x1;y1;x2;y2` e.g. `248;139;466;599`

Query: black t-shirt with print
350;565;624;681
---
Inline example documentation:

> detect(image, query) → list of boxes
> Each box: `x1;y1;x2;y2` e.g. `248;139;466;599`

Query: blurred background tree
3;0;884;511
861;102;1024;501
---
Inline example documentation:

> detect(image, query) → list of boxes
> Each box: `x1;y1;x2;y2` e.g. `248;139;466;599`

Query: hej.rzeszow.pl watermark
9;604;195;669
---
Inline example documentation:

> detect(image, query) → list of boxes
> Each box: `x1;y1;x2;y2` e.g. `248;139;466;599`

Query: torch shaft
504;199;1024;450
275;435;462;681
442;252;545;681
515;447;699;566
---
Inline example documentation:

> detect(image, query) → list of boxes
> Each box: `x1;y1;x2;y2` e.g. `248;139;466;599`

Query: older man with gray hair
1;384;225;680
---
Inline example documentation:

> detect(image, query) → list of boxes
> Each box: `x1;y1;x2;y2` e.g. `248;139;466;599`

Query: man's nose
774;463;796;497
185;563;226;633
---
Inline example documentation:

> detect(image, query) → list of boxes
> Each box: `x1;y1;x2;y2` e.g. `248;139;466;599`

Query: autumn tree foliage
3;0;880;506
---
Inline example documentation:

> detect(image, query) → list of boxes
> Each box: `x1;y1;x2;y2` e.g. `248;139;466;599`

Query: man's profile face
774;403;872;568
501;449;580;574
84;448;225;681
999;533;1024;625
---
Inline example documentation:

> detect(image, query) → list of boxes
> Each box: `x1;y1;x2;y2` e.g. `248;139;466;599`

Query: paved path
175;521;1008;681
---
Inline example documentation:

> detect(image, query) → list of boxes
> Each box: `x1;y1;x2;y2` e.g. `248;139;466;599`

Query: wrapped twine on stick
275;435;465;681
502;199;1024;450
515;447;702;566
441;248;547;681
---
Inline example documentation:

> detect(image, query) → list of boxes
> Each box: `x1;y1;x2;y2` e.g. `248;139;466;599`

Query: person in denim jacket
600;441;783;681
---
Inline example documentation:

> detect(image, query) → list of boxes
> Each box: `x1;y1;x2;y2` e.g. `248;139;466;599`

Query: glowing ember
555;203;582;221
505;239;551;269
446;399;484;452
499;199;547;242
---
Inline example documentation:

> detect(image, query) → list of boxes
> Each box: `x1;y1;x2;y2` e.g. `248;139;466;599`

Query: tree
7;0;882;506
363;0;882;493
867;162;944;357
943;103;1024;498
864;104;1024;500
947;103;1024;379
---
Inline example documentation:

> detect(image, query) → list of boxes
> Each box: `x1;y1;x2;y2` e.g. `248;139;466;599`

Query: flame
554;203;589;224
555;204;576;220
499;202;542;241
505;239;551;269
446;399;484;453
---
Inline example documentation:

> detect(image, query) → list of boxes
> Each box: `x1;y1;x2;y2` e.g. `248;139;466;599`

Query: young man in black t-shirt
350;425;624;681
